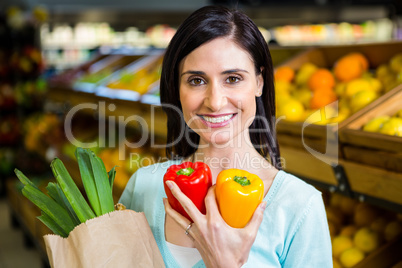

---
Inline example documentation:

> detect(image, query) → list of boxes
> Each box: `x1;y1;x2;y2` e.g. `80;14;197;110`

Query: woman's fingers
165;180;203;222
163;198;190;229
204;186;221;219
244;201;267;234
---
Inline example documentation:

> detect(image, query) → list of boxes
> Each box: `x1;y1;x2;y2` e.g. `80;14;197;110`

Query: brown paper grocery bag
44;210;165;268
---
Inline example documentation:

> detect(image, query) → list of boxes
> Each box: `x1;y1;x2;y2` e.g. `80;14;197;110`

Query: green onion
75;148;102;216
89;151;115;214
14;147;118;237
51;158;95;222
37;211;69;238
21;183;75;235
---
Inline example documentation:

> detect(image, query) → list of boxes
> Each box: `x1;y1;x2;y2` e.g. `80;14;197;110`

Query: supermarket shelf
342;160;402;211
339;84;402;173
281;145;402;213
46;87;167;138
280;146;339;186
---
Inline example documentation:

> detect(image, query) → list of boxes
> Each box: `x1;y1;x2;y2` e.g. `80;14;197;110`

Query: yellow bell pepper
215;169;264;228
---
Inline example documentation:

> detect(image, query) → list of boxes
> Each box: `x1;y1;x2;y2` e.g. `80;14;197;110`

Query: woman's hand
164;181;266;268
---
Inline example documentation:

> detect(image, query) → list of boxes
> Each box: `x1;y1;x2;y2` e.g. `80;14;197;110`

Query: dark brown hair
160;5;281;169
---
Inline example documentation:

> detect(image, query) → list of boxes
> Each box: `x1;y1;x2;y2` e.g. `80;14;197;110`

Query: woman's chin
200;133;234;148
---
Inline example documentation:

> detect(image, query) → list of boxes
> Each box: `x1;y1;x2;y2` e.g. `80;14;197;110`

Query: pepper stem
233;176;251;186
177;167;195;176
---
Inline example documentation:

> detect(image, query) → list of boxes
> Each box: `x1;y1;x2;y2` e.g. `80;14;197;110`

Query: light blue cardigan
119;160;332;268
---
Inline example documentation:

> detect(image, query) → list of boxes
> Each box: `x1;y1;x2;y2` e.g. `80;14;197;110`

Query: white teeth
202;114;234;123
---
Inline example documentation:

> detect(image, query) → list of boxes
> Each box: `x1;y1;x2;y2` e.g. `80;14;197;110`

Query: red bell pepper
164;162;212;221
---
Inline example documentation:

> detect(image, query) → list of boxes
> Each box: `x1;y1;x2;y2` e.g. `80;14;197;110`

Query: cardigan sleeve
118;169;139;210
281;193;333;268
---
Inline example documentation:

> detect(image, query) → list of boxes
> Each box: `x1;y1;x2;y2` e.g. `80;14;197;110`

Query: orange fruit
334;55;365;82
310;88;337;109
347;52;369;71
308;68;335;91
275;66;295;82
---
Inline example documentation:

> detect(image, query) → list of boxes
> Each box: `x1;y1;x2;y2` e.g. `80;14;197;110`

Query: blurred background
1;0;402;268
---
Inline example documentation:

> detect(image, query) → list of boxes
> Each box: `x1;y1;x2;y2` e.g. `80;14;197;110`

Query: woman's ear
255;67;264;97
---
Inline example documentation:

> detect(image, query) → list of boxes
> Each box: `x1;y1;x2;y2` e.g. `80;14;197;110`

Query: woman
120;6;332;268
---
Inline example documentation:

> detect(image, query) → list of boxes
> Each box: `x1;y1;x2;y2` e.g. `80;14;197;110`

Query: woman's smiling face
179;37;264;147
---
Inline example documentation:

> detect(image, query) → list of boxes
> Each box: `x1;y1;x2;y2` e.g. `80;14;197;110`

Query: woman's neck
187;134;271;183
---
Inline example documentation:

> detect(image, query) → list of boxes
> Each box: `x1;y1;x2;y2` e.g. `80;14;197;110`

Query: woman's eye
226;76;241;83
189;78;205;85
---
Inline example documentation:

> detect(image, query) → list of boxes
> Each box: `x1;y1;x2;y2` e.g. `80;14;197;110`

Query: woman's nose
204;84;227;112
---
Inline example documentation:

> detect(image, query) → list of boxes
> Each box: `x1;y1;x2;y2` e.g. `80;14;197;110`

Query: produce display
163;162;213;221
362;109;402;136
325;193;402;268
23;113;62;153
76;68;113;84
106;57;162;95
273;20;394;46
275;52;402;124
215;169;264;228
73;55;145;88
14;148;118;237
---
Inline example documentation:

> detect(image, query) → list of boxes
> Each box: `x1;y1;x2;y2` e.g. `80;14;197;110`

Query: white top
166;241;202;268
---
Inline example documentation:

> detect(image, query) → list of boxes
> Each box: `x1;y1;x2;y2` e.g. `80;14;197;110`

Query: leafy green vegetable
14;147;117;238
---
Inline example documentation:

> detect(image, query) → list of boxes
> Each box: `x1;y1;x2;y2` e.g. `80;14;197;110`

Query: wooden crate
281;144;402;205
339;85;402;172
276;42;402;157
280;146;339;186
341;160;402;206
270;46;305;67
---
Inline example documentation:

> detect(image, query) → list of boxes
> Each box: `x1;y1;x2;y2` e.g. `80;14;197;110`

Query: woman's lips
198;113;237;128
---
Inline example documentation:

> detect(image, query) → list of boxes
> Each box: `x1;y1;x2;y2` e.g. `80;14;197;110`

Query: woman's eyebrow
222;69;249;74
181;69;249;77
181;70;205;77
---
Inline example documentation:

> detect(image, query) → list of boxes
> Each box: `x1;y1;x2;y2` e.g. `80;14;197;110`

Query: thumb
244;201;266;232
